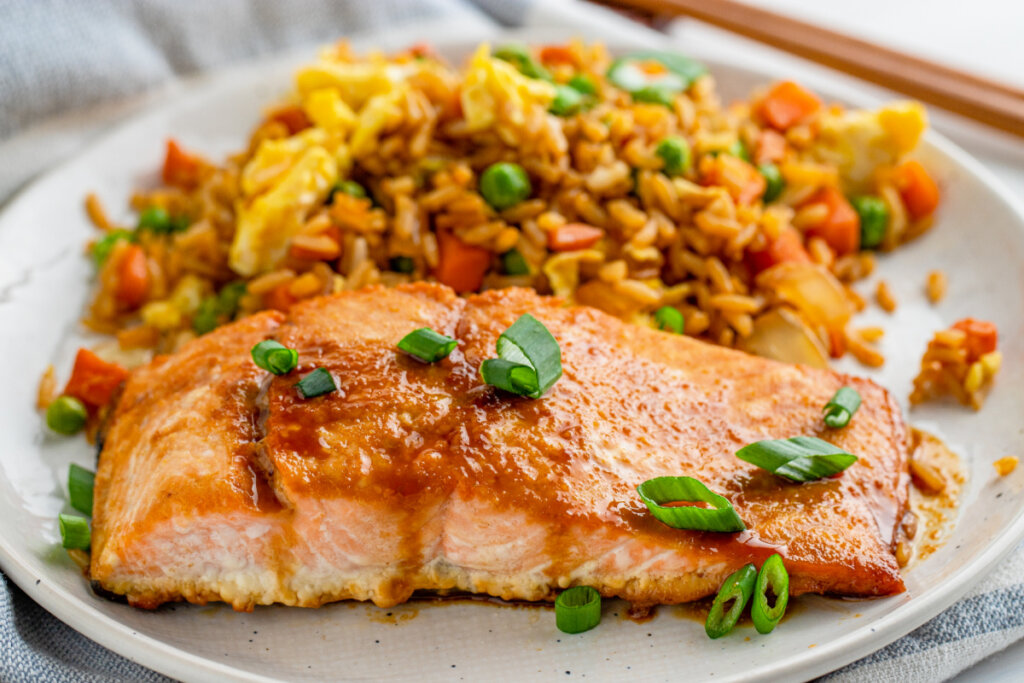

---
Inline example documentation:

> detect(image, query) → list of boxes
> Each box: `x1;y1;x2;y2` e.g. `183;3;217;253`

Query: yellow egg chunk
460;44;556;133
230;147;338;276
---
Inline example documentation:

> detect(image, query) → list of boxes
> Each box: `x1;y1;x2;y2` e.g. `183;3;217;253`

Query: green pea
655;136;692;176
138;206;173;233
852;196;889;249
758;163;785;203
549;84;586;117
479;162;531;211
727;139;751;162
90;230;135;267
46;396;88;436
567;74;597;96
192;296;221;336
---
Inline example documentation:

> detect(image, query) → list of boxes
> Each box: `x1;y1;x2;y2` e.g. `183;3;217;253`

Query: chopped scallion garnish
705;563;757;639
654;306;684;334
501;249;530;275
822;386;862;429
295;368;336;399
751;554;789;634
68;464;95;516
58;514;90;550
636;476;745;532
555;586;601;634
480;314;562;399
398;328;457;363
735;437;857;482
250;340;299;375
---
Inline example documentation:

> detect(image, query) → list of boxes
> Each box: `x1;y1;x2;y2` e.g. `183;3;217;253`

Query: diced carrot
758;81;822;130
63;348;129;408
269;104;312;136
434;231;491;293
828;328;846;359
638;59;668;76
802;187;860;256
547;223;603;252
746;226;811;273
161;139;201;188
264;282;298;312
893;160;940;220
755;129;787;164
408;42;435;59
702;155;766;206
114;244;150;309
539;45;575;65
952;318;998;362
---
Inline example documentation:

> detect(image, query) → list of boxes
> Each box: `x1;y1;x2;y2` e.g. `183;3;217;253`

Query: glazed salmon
91;283;910;610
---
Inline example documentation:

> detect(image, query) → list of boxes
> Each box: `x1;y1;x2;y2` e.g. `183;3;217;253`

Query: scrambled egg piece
460;44;556;133
811;101;927;192
230;147;338;276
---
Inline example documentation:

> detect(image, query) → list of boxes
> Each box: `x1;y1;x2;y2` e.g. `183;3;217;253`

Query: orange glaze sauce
901;428;966;566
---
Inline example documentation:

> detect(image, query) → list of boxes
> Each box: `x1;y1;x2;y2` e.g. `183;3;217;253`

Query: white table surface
669;2;1024;679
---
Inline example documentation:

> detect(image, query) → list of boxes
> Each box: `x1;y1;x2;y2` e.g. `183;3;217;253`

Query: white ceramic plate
2;29;1024;683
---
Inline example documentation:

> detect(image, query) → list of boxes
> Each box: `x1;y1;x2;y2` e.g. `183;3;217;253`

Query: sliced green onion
636;476;745;533
631;85;677;108
390;256;415;274
567;74;597;96
296;367;336;399
728;139;751;162
250;340;299;375
823;386;862;429
90;230;135;268
705;563;757;639
758;163;785;203
736;436;858;482
655;136;692;176
751;554;789;634
555;586;601;634
398;327;457;363
45;396;88;436
68;464;95;516
852;195;889;249
328;179;368;204
480;313;562;399
218;281;248;316
654;306;684;334
494;44;552;81
501;249;530;275
59;514;90;550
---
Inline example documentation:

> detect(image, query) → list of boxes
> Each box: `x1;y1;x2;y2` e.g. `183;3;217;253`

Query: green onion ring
68;464;95;516
705;563;757;639
636;476;745;532
654;306;684;334
295;368;337;399
251;340;299;375
480;313;562;399
59;514;91;550
751;554;789;634
823;386;862;429
736;436;858;482
555;586;602;634
397;327;457;363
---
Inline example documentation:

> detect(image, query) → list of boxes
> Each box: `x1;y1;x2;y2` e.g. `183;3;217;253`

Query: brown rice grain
876;280;897;313
926;270;947;304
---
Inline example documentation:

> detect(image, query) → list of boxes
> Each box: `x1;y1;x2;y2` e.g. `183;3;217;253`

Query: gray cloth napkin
2;1;1022;681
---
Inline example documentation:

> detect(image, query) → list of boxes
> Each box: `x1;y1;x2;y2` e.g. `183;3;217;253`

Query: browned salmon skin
91;284;909;610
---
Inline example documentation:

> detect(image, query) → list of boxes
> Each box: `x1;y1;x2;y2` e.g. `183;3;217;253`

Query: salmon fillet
91;283;910;610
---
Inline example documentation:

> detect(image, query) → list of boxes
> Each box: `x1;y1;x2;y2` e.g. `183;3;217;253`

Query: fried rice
80;39;942;372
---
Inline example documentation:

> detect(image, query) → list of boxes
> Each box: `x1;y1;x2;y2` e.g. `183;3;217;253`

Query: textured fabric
1;1;1023;681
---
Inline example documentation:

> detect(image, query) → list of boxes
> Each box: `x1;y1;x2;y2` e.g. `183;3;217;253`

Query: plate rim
2;30;1024;683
